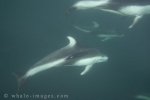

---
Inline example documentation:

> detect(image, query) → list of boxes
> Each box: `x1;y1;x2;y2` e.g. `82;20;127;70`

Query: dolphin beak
104;56;108;61
99;56;108;62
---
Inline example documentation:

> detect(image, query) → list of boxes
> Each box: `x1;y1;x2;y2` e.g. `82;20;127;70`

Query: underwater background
0;0;150;100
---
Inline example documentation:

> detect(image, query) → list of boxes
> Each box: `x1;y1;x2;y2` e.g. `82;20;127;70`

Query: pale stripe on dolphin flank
15;36;77;89
24;58;66;78
72;0;110;10
24;36;76;78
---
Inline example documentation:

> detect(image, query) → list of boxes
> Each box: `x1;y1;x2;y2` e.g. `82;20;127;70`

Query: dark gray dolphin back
31;45;78;68
66;48;101;60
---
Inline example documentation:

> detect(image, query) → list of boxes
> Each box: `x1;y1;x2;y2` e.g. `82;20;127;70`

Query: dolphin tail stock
12;73;26;91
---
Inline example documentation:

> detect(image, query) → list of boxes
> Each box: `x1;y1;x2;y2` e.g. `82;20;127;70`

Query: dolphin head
65;48;108;66
95;54;108;63
64;48;108;75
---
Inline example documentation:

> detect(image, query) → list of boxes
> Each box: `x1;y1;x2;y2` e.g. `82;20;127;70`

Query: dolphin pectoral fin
128;15;143;29
67;36;77;47
80;64;93;75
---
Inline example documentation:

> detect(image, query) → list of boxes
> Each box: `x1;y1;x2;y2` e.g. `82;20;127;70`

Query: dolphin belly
24;58;66;78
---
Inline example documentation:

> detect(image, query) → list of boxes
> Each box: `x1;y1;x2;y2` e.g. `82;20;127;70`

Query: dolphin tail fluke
12;73;26;91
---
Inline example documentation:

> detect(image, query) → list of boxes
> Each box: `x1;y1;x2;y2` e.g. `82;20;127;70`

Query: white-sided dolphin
74;21;99;33
74;22;124;41
15;36;108;88
100;5;150;28
95;0;150;28
74;21;100;33
136;95;150;100
118;5;150;28
97;34;124;41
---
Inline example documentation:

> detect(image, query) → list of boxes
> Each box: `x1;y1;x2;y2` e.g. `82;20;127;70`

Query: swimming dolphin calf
15;36;108;88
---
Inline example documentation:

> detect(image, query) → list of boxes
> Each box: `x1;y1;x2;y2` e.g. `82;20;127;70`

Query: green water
0;0;150;100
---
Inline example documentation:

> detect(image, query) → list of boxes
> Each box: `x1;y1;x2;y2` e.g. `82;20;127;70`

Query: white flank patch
73;0;110;10
119;6;144;16
74;56;108;66
25;58;66;78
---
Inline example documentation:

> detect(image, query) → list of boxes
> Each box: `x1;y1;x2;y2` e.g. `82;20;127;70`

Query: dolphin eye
67;55;74;59
69;56;74;59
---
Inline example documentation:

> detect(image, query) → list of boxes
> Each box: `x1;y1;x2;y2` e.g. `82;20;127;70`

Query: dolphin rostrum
15;36;108;88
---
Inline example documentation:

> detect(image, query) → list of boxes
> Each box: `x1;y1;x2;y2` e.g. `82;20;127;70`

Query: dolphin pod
13;1;149;97
71;0;150;29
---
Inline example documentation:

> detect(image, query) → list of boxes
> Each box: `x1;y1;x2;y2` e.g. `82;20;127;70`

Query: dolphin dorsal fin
67;36;77;47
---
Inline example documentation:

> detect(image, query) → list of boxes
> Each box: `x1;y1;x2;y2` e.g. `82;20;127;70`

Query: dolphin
74;21;100;33
100;4;150;28
118;5;150;28
15;36;108;88
74;21;99;33
73;22;124;41
136;95;150;100
97;34;124;41
94;1;150;28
